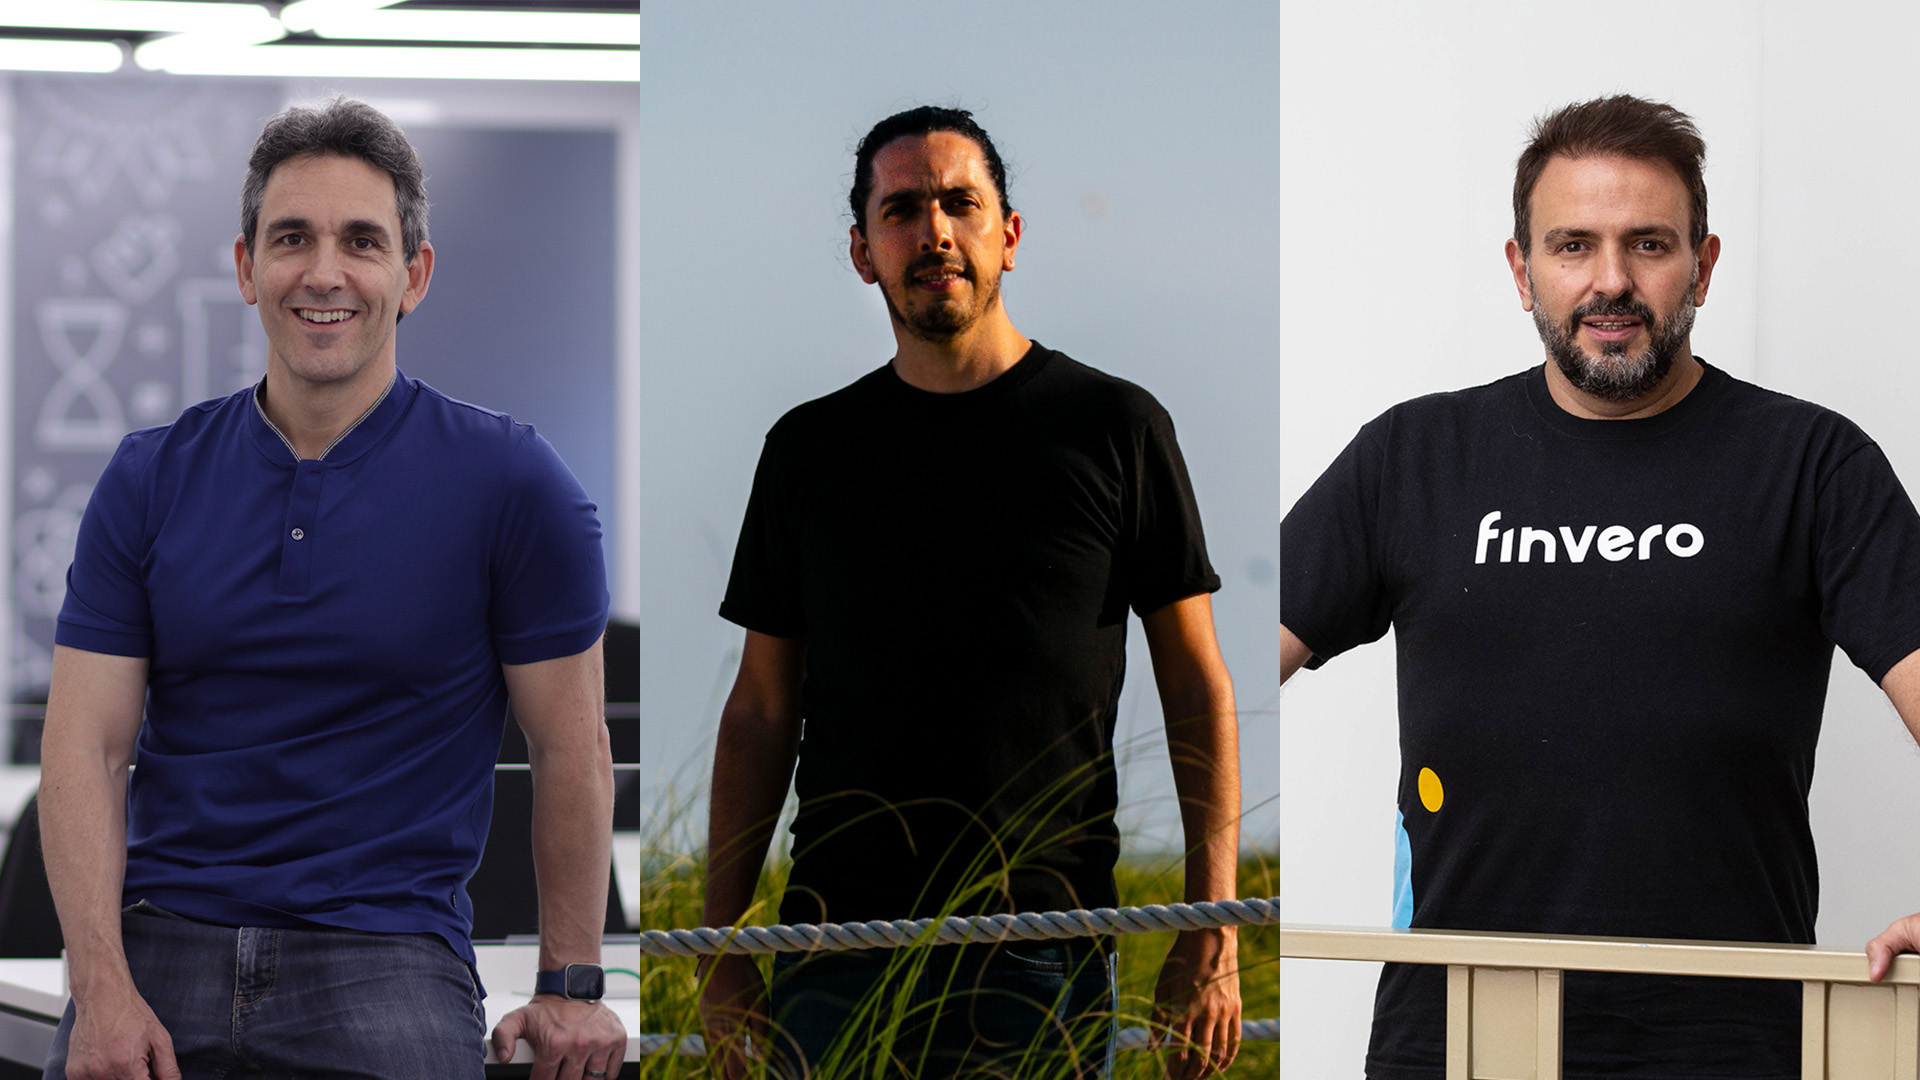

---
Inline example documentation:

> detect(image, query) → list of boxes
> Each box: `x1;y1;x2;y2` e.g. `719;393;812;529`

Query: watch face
565;963;605;1000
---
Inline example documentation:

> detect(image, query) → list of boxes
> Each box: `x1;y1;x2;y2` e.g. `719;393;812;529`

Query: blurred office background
1284;0;1920;1071
0;3;642;937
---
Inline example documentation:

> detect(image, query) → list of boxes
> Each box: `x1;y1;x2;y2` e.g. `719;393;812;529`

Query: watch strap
534;963;605;1000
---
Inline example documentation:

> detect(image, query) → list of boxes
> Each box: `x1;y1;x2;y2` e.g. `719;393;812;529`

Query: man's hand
698;954;769;1080
489;997;626;1080
65;987;179;1080
1151;928;1240;1080
1866;912;1920;982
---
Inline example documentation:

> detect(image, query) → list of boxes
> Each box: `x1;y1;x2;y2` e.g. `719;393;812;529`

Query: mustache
905;253;968;278
1570;295;1656;325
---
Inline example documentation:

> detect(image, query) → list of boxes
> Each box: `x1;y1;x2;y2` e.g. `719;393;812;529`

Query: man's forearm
528;731;616;971
40;646;148;1007
1143;595;1242;902
1166;698;1241;903
40;740;135;1002
701;710;799;929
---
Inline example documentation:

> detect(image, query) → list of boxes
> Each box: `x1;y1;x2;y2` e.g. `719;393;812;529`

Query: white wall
1282;1;1920;1072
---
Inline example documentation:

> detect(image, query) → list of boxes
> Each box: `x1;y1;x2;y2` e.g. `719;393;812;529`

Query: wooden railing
1281;924;1920;1080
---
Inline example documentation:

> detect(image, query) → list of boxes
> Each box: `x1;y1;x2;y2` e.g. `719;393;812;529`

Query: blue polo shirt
55;372;608;964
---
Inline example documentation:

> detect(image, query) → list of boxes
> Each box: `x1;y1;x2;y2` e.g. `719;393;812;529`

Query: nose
918;205;954;253
302;240;347;293
1591;243;1630;298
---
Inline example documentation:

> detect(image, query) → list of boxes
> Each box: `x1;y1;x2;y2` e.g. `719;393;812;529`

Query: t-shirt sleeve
1279;417;1396;669
56;435;155;657
719;430;806;637
1126;407;1222;617
1812;440;1920;683
489;427;610;665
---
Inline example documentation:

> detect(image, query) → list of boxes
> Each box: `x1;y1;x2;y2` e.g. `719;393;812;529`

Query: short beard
1529;269;1697;403
879;255;1000;342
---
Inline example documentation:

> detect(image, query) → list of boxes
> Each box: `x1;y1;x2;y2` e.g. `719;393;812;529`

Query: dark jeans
45;901;486;1080
768;938;1116;1080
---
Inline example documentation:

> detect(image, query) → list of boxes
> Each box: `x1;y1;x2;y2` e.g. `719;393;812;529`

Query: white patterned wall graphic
12;76;279;699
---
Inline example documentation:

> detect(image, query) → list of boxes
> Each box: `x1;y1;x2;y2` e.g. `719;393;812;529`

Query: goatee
1530;272;1696;403
880;254;998;342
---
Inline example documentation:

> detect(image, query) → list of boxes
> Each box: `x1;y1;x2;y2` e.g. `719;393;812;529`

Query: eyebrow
263;216;394;243
1541;224;1682;246
876;185;984;213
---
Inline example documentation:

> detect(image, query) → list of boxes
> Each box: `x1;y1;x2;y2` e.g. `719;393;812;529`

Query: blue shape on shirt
1392;807;1413;929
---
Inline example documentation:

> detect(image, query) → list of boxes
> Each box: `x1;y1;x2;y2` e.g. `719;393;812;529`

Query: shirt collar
250;371;412;465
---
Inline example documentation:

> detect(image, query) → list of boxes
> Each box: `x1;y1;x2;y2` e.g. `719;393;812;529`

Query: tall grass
637;793;1277;1079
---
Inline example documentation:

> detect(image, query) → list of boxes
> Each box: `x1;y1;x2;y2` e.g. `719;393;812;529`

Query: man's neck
1542;350;1704;421
889;307;1032;394
260;360;396;460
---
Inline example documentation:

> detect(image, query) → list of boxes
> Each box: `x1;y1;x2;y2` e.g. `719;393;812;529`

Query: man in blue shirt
39;98;623;1080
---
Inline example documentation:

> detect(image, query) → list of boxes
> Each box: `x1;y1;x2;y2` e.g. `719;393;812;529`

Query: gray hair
239;96;429;262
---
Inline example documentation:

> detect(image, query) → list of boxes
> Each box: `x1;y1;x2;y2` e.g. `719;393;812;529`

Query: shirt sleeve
56;435;155;658
1279;415;1396;669
719;428;806;638
1812;439;1920;683
1125;406;1222;617
488;426;610;665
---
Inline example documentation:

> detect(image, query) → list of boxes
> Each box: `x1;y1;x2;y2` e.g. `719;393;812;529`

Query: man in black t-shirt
696;107;1243;1080
1283;95;1920;1078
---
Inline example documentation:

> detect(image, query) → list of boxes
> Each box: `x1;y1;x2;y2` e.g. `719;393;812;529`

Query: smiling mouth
296;309;354;324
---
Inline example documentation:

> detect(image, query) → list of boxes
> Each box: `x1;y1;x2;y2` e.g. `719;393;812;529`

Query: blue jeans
768;939;1116;1080
45;901;486;1080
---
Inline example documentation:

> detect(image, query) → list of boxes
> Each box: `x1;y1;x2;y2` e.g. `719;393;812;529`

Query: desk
0;942;643;1075
482;938;642;1065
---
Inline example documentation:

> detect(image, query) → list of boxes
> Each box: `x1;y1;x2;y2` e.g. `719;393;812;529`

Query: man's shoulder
1702;365;1879;454
403;377;528;443
763;363;895;441
1026;345;1173;424
1352;369;1534;441
114;384;257;467
1715;365;1862;421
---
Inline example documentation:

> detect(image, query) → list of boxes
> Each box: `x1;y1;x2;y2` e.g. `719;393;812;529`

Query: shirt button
291;528;305;541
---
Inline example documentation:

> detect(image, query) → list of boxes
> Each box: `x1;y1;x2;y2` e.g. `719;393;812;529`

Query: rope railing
638;1019;1282;1058
640;896;1278;957
638;897;1280;1057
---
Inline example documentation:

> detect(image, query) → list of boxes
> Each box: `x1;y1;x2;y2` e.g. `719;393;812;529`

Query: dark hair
1512;94;1707;255
240;96;429;263
849;106;1010;234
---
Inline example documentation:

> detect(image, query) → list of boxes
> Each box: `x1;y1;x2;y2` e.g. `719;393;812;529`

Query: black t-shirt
1281;362;1920;1079
723;343;1220;925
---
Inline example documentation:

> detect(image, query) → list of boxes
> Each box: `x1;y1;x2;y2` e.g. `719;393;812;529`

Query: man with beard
1282;94;1920;1076
696;106;1243;1080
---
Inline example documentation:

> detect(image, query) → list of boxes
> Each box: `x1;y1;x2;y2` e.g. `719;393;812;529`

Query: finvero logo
1472;510;1704;565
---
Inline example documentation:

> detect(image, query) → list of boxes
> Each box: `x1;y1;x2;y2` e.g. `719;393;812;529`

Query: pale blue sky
639;1;1279;849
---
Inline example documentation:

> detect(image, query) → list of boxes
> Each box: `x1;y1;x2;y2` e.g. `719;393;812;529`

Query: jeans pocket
122;899;186;920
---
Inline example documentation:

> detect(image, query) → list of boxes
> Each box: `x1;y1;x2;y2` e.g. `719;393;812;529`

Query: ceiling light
280;4;637;47
0;1;279;34
0;39;123;73
136;43;639;82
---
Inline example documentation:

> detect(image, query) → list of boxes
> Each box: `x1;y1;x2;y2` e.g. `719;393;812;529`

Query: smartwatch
534;963;605;1001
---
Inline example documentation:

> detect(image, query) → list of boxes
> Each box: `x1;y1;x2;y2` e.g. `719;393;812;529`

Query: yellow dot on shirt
1418;767;1444;812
